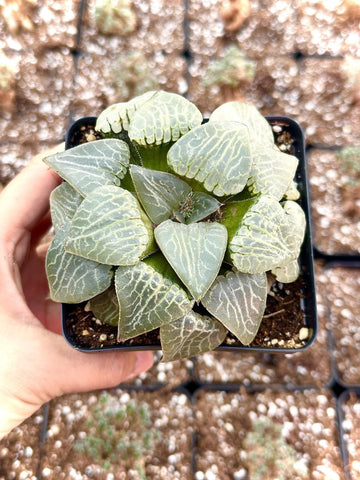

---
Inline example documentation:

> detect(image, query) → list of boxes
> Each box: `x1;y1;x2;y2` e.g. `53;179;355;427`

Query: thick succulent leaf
284;180;301;200
46;224;113;303
160;310;227;361
209;101;275;145
281;200;306;254
88;285;119;326
272;260;300;283
202;270;267;345
115;262;194;341
246;145;298;201
65;185;154;266
209;102;298;200
95;91;158;134
167;121;252;197
223;195;296;274
269;202;305;284
50;182;83;233
130;165;191;224
128;91;203;146
173;192;222;224
154;220;228;301
43;139;130;197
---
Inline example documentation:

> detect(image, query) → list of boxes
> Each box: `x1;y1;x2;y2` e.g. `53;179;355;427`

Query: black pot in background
61;116;318;354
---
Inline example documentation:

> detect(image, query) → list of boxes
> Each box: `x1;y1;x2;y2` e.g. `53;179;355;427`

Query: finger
0;325;154;438
57;347;155;395
0;144;64;240
32;331;155;401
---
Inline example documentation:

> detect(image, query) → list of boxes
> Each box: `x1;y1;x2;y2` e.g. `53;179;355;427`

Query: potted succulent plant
44;90;316;361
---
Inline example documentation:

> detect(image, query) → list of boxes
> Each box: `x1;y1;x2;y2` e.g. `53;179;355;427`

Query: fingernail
125;351;154;381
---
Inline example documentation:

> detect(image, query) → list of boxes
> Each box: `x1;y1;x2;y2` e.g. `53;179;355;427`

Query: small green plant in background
243;417;308;480
74;392;159;477
336;146;360;186
91;0;137;36
203;45;256;89
109;51;159;101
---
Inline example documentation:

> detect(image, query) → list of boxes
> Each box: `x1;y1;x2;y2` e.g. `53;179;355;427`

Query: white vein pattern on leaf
203;272;267;342
66;187;149;265
54;140;128;176
157;223;226;298
47;225;112;302
116;264;192;339
169;124;251;196
161;312;226;359
230;199;293;273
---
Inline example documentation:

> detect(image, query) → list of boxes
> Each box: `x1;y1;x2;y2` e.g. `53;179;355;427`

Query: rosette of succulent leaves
44;91;306;361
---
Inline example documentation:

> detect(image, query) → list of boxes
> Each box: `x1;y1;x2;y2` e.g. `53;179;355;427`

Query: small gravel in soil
295;0;360;57
1;49;74;144
308;149;360;255
341;391;360;479
0;0;80;51
79;0;185;57
40;390;193;479
0;408;44;480
298;58;360;147
194;388;344;480
72;52;187;118
326;267;360;386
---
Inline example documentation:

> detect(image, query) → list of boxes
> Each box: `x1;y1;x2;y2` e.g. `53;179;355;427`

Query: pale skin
0;145;154;439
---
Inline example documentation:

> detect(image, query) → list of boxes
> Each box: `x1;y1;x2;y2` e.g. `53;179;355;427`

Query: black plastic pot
61;115;317;354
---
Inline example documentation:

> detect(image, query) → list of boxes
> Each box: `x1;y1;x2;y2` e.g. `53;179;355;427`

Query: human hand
0;147;154;439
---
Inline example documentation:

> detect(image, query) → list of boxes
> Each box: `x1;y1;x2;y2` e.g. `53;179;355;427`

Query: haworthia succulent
154;220;228;301
246;144;298;201
115;261;194;341
43;139;130;197
65;185;154;266
284;180;301;201
269;201;306;283
160;310;227;361
88;285;120;326
202;270;267;345
95;91;158;134
46;224;113;303
173;191;222;224
209;101;275;145
272;259;300;283
130;165;191;224
44;92;308;357
167;121;252;197
281;200;306;255
223;195;296;274
209;102;298;201
130;166;222;225
128;91;203;146
49;182;83;233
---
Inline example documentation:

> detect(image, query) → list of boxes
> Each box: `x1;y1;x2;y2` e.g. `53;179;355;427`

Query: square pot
61;115;317;354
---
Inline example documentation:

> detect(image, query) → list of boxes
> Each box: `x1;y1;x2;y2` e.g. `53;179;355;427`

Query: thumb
49;336;155;398
0;330;154;439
